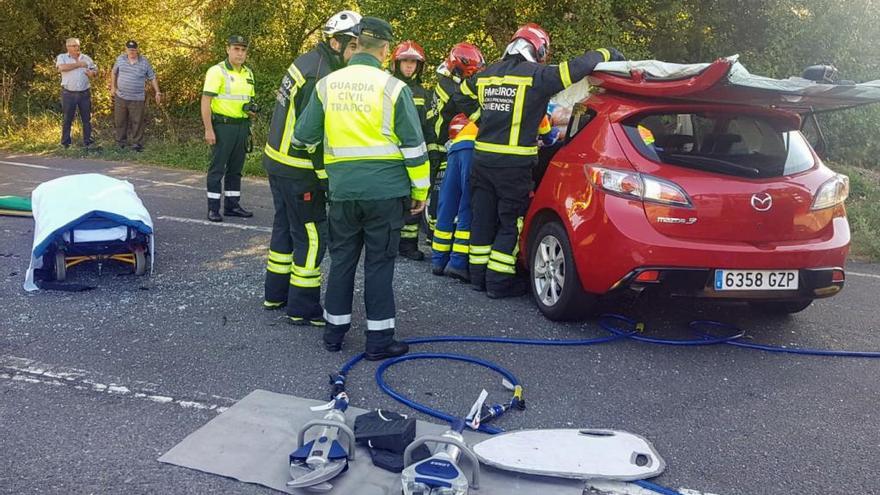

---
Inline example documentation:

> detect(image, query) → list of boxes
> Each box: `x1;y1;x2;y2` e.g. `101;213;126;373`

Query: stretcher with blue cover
24;174;154;290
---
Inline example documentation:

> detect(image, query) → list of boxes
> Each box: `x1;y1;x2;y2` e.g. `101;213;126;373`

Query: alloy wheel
533;234;565;307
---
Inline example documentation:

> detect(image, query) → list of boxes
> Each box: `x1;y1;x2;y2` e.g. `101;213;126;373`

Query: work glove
607;48;626;62
539;127;560;147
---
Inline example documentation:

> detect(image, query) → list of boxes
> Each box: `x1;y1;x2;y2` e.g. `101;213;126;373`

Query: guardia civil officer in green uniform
293;17;431;360
261;11;361;324
201;35;256;222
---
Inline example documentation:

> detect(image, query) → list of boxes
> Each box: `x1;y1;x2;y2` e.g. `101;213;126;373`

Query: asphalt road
1;153;878;495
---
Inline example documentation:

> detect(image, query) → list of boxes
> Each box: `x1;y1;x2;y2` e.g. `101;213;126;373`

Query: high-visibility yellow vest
202;61;254;118
316;65;409;164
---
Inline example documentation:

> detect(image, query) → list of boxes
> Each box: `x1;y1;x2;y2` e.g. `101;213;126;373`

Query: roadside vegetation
835;164;880;261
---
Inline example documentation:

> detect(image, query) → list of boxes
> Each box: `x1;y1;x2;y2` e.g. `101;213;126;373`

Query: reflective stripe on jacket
263;43;340;181
460;50;608;167
293;53;431;202
202;60;254;118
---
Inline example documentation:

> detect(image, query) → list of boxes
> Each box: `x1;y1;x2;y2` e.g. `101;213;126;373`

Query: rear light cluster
587;166;693;208
635;270;660;282
811;174;849;210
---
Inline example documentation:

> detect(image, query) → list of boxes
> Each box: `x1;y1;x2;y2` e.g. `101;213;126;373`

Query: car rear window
622;113;815;178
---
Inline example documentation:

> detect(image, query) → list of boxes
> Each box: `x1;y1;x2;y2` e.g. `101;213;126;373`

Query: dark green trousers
323;198;406;351
207;120;249;210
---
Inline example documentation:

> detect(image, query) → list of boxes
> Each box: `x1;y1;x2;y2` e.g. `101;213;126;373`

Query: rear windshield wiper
660;153;762;177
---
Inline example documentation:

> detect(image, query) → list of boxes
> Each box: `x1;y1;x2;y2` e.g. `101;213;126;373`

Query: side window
566;105;597;141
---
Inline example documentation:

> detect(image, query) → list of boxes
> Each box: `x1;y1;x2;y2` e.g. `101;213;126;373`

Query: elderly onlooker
111;40;160;152
55;38;98;149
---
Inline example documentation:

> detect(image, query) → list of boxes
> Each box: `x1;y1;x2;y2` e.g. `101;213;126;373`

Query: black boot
487;276;529;299
207;198;222;222
398;240;425;261
323;326;347;352
470;265;486;291
287;315;327;327
444;265;470;283
224;197;253;218
364;329;409;361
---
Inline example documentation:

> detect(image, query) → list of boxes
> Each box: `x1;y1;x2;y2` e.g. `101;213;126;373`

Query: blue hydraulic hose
333;313;880;495
690;320;880;358
337;315;637;433
602;314;747;345
635;480;685;495
375;352;521;434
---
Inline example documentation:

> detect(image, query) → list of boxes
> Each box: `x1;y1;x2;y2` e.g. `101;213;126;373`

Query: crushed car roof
584;55;880;114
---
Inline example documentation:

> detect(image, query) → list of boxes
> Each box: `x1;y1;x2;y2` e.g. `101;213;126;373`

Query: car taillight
635;270;661;282
811;174;849;210
587;166;693;208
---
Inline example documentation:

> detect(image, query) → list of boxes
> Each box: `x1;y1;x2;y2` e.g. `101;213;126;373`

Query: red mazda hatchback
522;59;865;320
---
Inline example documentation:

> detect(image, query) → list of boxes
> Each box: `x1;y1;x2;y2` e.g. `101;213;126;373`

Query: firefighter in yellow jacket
261;11;361;325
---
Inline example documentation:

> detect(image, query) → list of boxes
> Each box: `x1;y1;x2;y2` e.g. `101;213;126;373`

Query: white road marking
848;271;880;280
158;215;272;232
0;159;51;169
0;158;201;190
125;177;202;190
1;355;234;413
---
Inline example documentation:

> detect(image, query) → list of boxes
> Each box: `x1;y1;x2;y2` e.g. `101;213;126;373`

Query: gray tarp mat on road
158;389;587;494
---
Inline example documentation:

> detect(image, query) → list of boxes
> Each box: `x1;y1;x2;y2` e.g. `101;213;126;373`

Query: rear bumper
568;195;850;296
611;267;844;300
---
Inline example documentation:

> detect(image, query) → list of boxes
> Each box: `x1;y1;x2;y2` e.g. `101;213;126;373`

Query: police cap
355;17;394;42
227;35;249;47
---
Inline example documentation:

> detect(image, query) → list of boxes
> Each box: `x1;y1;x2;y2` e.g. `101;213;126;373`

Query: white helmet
323;10;362;38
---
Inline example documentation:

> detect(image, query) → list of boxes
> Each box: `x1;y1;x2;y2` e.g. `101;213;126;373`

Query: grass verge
0;111;265;176
1;112;879;261
835;163;880;261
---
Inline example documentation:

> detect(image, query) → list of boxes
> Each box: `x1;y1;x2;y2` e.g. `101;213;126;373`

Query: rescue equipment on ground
287;389;356;492
473;428;665;481
0;195;32;217
24;174;153;291
354;409;429;473
400;393;484;495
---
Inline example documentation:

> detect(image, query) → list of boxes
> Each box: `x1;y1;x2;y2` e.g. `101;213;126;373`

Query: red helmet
448;113;470;140
392;40;426;62
446;42;485;78
511;23;551;63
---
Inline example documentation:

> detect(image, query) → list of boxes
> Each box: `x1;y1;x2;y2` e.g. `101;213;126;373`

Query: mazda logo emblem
751;193;772;212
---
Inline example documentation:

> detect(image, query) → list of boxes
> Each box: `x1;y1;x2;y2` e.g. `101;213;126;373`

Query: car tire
54;250;66;282
749;299;813;315
529;221;596;321
133;246;147;276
